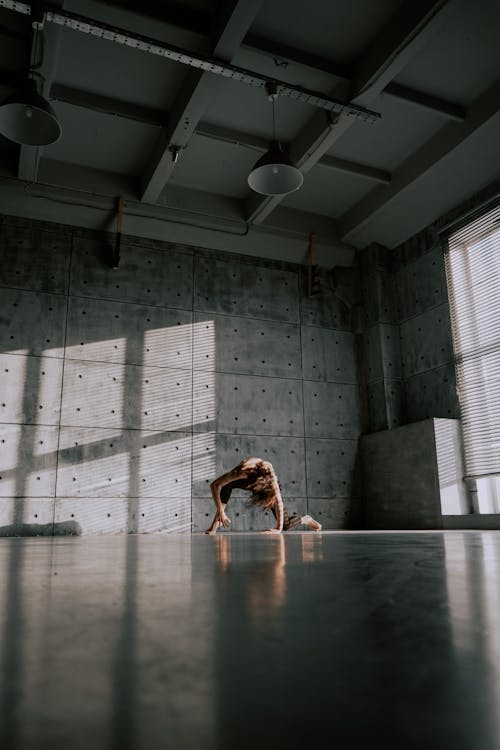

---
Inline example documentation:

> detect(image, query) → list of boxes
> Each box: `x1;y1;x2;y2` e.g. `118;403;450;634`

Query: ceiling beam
18;3;64;183
383;82;465;122
140;0;265;204
196;121;391;183
243;33;464;122
245;0;452;225
66;0;465;122
350;0;450;104
338;77;500;243
45;86;391;185
50;82;166;126
318;156;391;185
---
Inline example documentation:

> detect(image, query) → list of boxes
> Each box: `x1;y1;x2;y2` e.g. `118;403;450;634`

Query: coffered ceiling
1;0;500;264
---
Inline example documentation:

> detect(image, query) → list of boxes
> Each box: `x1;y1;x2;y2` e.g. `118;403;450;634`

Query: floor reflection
0;533;500;750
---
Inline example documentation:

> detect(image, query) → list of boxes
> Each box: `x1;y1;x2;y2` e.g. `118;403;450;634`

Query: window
445;203;500;513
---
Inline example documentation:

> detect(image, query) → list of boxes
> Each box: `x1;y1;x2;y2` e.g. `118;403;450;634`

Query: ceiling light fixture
248;83;303;196
0;8;61;146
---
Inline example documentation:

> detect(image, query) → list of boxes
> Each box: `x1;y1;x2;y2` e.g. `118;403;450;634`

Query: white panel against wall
0;288;66;358
0;353;63;425
66;297;193;369
56;426;191;497
60;359;193;431
0;423;59;496
434;418;469;515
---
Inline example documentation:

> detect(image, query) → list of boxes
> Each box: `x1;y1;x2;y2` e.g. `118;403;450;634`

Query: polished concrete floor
1;531;500;749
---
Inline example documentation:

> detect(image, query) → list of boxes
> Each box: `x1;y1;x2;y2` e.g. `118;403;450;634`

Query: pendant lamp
0;78;61;146
248;84;303;196
0;14;61;146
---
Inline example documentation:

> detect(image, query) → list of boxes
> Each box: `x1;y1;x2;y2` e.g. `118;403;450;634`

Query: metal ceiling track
0;0;381;123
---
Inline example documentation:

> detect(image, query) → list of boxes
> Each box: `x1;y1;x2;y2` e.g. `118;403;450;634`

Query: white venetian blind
445;203;500;481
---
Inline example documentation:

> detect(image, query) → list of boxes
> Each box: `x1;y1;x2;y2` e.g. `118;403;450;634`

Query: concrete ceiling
1;0;500;266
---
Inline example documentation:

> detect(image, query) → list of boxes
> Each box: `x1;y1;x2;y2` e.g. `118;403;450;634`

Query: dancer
206;456;322;534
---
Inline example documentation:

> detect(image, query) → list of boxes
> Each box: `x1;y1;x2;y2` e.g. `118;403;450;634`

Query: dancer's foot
301;514;322;531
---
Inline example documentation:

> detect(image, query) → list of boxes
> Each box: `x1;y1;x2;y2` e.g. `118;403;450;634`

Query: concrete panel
0;423;59;496
363;323;401;383
60;359;192;431
305;438;358;498
0;289;66;358
299;269;351;330
192;496;307;532
301;326;356;383
361;268;396;327
0;223;70;293
66;297;193;369
0;498;57;535
70;237;193;310
0;353;63;425
307;497;354;530
395;245;448;320
56;427;191;497
193;372;303;436
194;256;299;323
405;363;459;421
360;419;443;529
192;432;306;497
400;305;453;378
303;380;360;439
367;379;405;431
193;312;301;378
54;496;191;534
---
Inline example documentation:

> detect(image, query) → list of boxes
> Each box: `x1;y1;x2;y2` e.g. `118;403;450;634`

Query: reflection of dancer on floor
206;456;322;534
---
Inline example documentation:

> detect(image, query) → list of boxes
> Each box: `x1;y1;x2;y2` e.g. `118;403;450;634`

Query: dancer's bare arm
209;467;247;528
262;476;284;535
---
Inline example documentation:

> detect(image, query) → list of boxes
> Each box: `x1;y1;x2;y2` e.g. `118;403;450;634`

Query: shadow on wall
0;521;82;537
1;314;216;534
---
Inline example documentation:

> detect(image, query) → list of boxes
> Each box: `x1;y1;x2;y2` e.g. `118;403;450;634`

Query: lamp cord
272;97;276;142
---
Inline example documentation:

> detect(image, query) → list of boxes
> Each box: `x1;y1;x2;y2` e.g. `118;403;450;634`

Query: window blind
445;203;500;480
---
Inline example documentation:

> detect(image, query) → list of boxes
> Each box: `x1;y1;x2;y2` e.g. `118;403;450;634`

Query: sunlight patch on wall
193;371;216;428
192;432;216;496
143;323;192;370
65;337;127;362
193;319;216;371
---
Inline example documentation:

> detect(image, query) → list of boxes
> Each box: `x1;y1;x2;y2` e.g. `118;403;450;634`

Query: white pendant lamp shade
248;141;303;196
0;79;61;146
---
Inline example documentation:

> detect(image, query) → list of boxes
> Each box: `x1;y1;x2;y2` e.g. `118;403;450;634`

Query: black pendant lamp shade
247;140;304;196
0;78;61;146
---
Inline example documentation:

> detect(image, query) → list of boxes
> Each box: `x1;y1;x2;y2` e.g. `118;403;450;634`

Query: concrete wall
357;227;465;528
0;214;362;535
358;231;459;434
